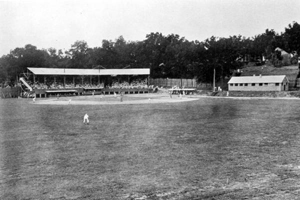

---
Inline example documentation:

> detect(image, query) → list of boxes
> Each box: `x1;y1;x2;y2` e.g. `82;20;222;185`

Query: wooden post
181;78;182;88
44;76;46;84
73;77;75;87
64;76;66;87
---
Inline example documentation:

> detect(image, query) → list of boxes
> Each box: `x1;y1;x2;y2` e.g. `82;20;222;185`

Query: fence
150;78;228;90
0;87;21;98
149;78;199;88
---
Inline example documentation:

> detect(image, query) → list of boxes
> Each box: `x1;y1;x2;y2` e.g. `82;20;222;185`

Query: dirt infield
32;93;199;105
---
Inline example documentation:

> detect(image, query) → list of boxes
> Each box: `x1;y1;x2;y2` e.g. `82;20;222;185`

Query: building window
259;83;263;86
230;83;233;86
264;83;268;86
251;83;255;86
239;83;243;86
245;83;248;86
275;83;280;86
235;83;238;86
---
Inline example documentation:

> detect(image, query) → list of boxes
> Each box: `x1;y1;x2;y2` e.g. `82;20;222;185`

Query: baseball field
1;93;300;199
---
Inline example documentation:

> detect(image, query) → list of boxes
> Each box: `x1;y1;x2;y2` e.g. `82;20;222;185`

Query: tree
0;56;11;85
142;32;168;78
4;44;49;82
284;22;300;54
67;40;90;68
251;29;285;63
2;21;300;86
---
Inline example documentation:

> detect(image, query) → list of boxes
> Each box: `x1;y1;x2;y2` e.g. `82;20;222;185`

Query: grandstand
20;68;151;98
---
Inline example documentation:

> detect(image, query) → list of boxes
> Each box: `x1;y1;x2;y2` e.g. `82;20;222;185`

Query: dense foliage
1;21;300;86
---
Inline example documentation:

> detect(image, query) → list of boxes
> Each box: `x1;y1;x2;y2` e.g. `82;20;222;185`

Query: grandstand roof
228;75;288;84
27;68;150;76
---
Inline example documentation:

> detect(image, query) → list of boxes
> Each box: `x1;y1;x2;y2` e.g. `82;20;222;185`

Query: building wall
228;81;289;91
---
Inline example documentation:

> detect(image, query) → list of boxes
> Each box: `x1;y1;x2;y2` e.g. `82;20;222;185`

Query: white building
228;75;289;91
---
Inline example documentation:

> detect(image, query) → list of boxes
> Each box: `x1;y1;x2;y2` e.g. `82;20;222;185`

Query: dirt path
32;94;199;105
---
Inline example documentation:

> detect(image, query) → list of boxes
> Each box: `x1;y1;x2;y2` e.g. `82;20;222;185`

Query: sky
0;0;299;56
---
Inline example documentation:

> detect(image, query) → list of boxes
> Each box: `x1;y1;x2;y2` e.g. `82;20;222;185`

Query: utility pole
213;68;216;92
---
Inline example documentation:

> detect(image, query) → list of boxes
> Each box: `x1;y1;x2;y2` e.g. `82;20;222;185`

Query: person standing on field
32;93;36;102
83;113;89;124
120;91;124;102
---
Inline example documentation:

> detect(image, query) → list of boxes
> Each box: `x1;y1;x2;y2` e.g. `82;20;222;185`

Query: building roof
27;68;150;76
275;47;289;55
228;75;288;84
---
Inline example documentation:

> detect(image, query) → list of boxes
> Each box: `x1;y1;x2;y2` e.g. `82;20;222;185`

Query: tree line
1;21;300;87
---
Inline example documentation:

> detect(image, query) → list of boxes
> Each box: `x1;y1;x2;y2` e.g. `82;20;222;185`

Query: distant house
275;47;291;65
228;75;289;91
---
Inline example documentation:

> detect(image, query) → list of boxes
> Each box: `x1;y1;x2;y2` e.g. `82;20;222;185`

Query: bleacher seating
110;78;149;89
21;77;151;90
17;77;153;98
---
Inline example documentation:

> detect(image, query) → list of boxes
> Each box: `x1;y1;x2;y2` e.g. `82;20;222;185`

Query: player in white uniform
83;113;89;124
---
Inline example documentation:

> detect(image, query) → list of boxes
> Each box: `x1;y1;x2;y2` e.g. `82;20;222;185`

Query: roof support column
33;74;36;83
54;76;56;84
44;76;46;84
64;76;66;87
73;77;75;87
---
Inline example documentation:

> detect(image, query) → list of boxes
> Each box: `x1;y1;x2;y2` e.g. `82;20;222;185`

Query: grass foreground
1;95;300;199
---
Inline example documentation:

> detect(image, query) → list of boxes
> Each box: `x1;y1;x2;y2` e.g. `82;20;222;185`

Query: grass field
1;94;300;199
241;64;299;81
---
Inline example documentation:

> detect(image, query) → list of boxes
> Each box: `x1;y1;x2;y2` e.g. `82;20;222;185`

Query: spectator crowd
25;78;151;90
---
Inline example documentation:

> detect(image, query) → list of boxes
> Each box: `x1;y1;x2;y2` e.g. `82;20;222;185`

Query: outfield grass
1;96;300;199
